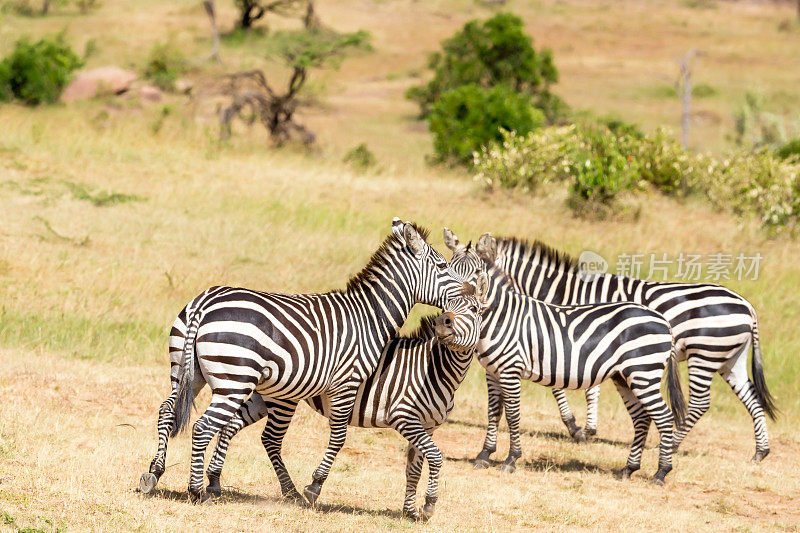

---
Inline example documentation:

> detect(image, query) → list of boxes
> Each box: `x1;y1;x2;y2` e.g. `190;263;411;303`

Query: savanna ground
1;0;800;530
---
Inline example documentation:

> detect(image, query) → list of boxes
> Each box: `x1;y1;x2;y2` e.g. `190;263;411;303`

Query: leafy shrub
343;143;377;171
566;126;637;206
474;124;638;216
407;12;563;121
476;123;800;234
701;150;800;235
428;84;544;164
143;42;188;91
776;139;800;161
0;34;82;105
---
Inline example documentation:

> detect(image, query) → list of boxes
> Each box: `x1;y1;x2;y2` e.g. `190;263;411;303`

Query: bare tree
204;1;222;63
218;29;369;145
236;0;313;30
219;70;315;145
676;49;705;149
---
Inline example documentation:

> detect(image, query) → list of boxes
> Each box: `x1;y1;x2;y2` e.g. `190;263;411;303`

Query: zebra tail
171;310;201;438
750;318;778;421
666;344;687;428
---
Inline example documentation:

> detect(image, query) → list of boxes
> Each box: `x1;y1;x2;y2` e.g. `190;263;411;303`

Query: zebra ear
391;217;404;240
442;227;460;252
476;233;497;262
475;270;489;307
403;222;426;256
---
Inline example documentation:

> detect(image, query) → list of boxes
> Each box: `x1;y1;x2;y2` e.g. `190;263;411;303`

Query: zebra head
433;270;489;352
391;218;466;308
443;227;486;282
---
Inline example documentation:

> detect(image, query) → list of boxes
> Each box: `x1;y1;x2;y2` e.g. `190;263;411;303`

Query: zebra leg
584;385;600;437
261;398;302;501
499;377;523;474
303;392;356;507
719;354;770;462
552;388;586;443
401;445;424;520
188;391;252;503
474;372;503;469
612;377;650;481
625;373;676;485
140;388;179;494
397;423;442;521
672;359;714;453
205;394;269;497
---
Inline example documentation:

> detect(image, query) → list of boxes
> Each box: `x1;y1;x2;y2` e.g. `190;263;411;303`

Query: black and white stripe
139;218;468;505
468;232;776;461
448;248;686;483
204;273;488;520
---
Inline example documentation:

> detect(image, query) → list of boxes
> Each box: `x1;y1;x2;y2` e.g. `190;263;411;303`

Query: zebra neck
347;269;415;342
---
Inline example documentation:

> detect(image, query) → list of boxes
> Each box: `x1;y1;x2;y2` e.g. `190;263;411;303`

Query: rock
61;66;137;102
175;78;193;95
140;85;164;102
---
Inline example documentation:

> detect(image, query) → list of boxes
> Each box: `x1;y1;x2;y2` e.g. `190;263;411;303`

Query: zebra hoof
571;428;588;443
752;448;770;463
138;473;158;495
282;489;305;504
421;503;435;522
188;488;204;504
473;458;490;470
401;508;420;521
619;466;637;480
652;477;665;487
303;482;321;507
585;427;597;437
499;463;516;474
206;473;222;497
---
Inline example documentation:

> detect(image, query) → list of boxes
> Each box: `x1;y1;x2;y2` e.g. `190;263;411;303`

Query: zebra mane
344;222;432;293
403;315;438;340
497;236;579;272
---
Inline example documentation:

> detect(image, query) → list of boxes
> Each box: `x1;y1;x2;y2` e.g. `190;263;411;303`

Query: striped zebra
448;245;687;483
138;218;468;504
455;231;777;462
444;230;600;442
203;271;489;520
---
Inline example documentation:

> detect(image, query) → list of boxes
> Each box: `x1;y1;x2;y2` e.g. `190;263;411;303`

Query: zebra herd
138;217;776;521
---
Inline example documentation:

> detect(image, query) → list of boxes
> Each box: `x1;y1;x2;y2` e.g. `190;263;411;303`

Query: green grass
0;309;165;363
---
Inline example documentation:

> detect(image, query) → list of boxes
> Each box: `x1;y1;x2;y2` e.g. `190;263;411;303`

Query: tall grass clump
143;42;188;91
0;34;82;105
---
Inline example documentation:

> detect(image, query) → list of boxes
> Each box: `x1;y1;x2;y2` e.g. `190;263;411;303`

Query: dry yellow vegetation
1;0;799;531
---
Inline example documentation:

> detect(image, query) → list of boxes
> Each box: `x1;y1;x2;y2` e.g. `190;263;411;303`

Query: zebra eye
469;306;478;313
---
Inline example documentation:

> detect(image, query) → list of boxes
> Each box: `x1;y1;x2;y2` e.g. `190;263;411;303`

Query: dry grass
1;0;800;530
1;346;799;532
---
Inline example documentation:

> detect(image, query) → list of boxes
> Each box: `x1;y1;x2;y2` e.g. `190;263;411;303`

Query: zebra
444;230;599;442
138;218;468;505
450;230;777;462
202;271;489;520
448;244;687;483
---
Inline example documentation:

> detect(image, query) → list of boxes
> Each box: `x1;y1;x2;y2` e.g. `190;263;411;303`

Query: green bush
143;42;188;91
566;126;637;205
0;34;82;105
704;150;800;235
343;143;377;171
476;123;800;234
428;84;544;164
407;12;563;121
776;139;800;161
